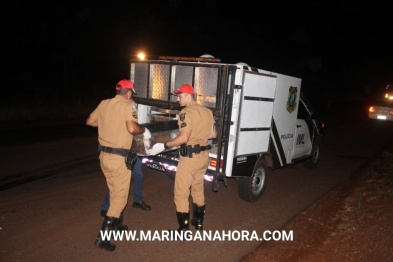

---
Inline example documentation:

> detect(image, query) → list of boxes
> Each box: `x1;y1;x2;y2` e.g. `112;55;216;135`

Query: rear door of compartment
235;72;276;155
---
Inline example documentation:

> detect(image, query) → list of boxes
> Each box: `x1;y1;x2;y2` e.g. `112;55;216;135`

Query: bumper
140;156;215;182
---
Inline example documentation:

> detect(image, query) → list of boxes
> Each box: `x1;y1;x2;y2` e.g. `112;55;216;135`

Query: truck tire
303;141;320;169
238;159;268;202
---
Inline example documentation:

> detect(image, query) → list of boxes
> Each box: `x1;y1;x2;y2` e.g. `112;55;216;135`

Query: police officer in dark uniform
86;79;150;251
149;84;216;233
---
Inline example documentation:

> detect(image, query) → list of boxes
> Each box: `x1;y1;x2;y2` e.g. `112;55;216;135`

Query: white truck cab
130;55;324;202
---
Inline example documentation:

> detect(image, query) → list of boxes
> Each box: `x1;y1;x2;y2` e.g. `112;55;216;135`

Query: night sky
3;0;393;108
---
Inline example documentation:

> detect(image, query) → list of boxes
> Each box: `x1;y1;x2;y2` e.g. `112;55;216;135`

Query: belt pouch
125;150;138;170
180;144;188;157
187;145;193;158
193;144;201;154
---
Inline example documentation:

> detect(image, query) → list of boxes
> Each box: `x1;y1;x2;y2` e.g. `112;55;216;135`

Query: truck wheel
238;159;268;202
303;142;320;169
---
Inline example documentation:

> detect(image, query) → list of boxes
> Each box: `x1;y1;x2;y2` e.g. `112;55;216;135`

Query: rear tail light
369;106;375;113
209;158;223;168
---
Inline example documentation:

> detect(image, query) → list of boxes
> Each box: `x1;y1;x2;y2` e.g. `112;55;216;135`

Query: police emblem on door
286;86;297;113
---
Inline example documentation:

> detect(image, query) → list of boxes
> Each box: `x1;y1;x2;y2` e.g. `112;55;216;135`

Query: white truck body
130;56;324;202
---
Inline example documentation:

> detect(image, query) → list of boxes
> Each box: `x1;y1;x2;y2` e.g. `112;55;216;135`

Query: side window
297;101;309;120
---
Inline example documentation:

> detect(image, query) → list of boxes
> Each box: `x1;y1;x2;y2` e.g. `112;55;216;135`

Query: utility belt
179;144;211;158
98;145;129;157
98;144;138;170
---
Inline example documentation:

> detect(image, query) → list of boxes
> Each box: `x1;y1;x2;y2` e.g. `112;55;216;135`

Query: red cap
172;84;195;95
116;79;137;94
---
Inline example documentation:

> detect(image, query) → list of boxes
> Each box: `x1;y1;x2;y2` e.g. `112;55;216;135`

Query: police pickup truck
130;55;324;202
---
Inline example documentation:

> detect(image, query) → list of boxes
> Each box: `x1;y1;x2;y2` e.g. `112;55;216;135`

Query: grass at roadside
241;144;393;261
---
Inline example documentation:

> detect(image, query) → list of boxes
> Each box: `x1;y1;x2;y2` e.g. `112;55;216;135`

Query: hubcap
252;167;266;195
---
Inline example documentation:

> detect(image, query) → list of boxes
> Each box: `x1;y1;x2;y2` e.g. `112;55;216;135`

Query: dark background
3;0;392;113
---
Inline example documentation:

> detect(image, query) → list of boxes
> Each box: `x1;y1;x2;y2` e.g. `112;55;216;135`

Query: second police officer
149;84;217;235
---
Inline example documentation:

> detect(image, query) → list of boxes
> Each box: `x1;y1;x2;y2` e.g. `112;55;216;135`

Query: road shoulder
240;144;393;261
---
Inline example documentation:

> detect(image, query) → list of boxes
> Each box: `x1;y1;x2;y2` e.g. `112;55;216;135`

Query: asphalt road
1;113;393;261
0;118;98;190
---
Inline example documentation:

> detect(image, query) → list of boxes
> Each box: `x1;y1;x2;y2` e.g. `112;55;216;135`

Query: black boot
172;212;190;241
94;216;118;251
191;203;205;231
100;210;127;231
176;212;190;231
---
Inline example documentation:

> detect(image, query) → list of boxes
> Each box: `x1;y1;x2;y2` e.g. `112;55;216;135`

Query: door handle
296;124;302;128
